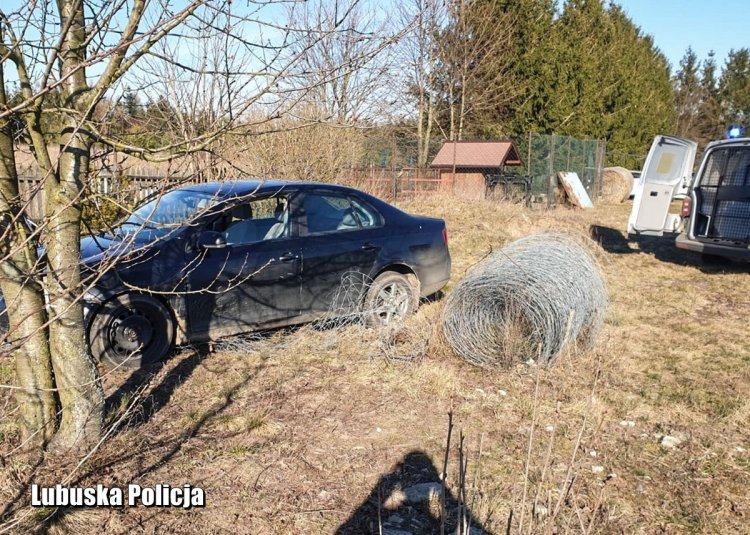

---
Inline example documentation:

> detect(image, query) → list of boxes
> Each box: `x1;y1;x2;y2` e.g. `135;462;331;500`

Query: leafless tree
436;0;515;141
395;0;445;167
286;0;397;125
0;0;394;452
227;113;367;181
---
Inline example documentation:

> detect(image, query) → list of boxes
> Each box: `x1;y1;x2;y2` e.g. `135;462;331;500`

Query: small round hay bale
601;167;634;203
441;232;608;368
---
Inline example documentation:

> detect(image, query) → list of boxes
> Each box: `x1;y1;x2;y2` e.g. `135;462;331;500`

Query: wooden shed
429;140;523;199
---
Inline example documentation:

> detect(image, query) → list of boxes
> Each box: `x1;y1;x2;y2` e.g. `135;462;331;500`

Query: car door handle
361;242;377;251
278;252;298;262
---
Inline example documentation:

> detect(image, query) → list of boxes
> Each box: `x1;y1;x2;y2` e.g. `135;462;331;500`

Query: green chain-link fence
516;133;606;204
361;132;606;205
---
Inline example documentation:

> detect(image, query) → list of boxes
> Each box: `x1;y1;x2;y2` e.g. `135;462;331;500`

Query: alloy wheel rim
374;282;410;325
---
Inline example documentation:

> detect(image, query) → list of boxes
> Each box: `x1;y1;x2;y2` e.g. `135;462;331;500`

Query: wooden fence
17;167;448;220
17;165;568;220
341;167;443;201
17;172;212;221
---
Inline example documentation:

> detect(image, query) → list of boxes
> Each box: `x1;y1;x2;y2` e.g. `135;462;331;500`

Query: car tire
88;294;174;370
363;271;420;327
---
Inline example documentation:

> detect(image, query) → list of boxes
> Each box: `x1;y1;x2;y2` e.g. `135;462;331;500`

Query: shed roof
430;140;522;169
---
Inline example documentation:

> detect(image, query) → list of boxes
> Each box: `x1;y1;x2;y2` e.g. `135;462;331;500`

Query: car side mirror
197;230;227;249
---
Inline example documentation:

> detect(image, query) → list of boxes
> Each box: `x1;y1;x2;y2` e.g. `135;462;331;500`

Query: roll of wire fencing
441;232;608;368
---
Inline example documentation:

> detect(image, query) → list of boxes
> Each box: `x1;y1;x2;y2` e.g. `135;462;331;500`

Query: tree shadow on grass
46;343;270;491
104;344;211;430
336;449;493;535
0;452;45;521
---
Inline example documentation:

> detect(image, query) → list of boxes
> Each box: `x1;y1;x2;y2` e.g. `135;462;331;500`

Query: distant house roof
430;140;522;169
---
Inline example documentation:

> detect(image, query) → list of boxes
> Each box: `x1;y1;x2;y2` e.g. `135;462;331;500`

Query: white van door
628;135;697;236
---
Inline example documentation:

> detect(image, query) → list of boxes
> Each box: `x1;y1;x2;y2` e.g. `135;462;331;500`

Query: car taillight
442;227;448;245
681;197;692;217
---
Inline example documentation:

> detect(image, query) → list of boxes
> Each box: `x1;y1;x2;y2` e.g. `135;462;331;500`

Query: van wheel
364;271;420;327
88;294;174;370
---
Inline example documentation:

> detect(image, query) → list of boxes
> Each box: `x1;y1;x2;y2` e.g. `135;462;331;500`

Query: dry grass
1;196;749;533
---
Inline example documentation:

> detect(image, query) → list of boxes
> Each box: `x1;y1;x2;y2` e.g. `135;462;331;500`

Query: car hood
80;234;157;266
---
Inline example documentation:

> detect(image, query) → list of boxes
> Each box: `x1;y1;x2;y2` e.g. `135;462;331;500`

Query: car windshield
112;189;219;239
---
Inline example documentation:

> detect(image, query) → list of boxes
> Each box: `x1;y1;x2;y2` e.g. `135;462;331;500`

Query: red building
430;140;523;199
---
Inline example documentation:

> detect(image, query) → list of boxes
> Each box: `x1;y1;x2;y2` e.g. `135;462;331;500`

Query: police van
628;132;750;261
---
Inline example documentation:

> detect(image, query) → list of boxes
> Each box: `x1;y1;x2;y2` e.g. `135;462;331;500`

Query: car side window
221;196;289;245
302;193;363;235
348;196;383;228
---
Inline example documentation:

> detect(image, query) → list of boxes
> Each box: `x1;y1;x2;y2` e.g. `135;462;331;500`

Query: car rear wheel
364;271;420;327
88;294;174;370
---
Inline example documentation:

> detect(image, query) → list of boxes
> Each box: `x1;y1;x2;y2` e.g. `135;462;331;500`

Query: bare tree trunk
46;129;103;450
436;0;515;142
0;68;57;447
449;82;456;141
422;94;435;167
458;70;467;141
415;4;427;168
417;87;425;167
457;0;467;141
46;0;103;451
422;69;436;166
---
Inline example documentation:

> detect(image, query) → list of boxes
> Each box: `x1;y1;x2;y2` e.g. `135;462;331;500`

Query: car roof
705;138;750;150
178;180;361;199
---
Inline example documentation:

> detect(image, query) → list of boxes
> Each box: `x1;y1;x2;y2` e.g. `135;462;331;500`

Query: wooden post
548;134;556;209
451;140;458;196
594;138;607;200
391;128;397;201
527;131;532;176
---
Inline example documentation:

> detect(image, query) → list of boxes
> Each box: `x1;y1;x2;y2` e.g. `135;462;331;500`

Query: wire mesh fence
15;132;611;221
442;232;609;368
604;150;647;173
348;133;606;205
516;133;606;205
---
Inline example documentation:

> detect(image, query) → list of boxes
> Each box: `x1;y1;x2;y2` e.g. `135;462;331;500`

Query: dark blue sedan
78;181;451;369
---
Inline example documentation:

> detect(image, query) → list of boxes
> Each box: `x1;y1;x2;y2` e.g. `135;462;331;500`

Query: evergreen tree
123;88;140;118
602;5;674;161
474;0;557;137
546;0;611;139
541;0;674;159
719;48;750;126
419;0;676;163
695;51;723;144
674;47;701;139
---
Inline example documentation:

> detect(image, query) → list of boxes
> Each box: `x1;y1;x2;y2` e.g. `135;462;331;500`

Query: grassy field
1;197;749;534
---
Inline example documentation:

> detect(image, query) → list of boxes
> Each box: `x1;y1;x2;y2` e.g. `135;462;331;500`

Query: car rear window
349;196;383;228
301;193;382;235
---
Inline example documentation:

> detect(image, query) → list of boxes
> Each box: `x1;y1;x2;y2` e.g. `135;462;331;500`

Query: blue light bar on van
727;125;744;138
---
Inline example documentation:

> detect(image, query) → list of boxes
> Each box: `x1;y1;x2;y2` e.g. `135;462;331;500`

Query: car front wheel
88;294;174;370
364;271;420;327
